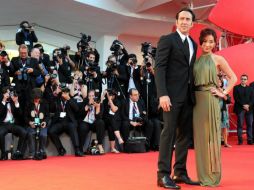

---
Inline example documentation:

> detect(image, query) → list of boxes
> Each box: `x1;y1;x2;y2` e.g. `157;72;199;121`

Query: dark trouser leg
94;119;105;145
13;125;27;153
0;125;9;154
78;122;90;151
237;111;245;143
158;104;182;178
105;118;115;141
39;128;48;152
151;118;162;148
66;122;79;150
245;112;253;142
173;98;193;176
48;122;65;152
121;121;131;142
27;128;36;156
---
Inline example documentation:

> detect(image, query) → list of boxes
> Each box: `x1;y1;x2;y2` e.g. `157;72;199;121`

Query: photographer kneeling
121;88;153;145
0;87;27;160
102;89;124;153
78;90;105;154
25;88;49;159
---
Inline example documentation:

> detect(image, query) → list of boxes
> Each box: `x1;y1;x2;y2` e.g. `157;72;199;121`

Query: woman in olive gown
193;28;237;187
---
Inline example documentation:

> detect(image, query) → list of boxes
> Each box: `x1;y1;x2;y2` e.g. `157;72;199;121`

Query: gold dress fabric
193;54;221;186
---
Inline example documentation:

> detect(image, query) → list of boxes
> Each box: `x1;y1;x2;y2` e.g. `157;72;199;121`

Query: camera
141;42;157;67
87;61;98;73
59;83;69;93
88;139;100;155
53;46;70;61
9;83;18;97
18;67;29;81
133;116;144;124
110;40;123;54
50;73;57;79
77;33;92;56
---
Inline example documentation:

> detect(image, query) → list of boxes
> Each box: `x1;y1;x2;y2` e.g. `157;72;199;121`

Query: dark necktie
133;102;137;119
183;37;190;62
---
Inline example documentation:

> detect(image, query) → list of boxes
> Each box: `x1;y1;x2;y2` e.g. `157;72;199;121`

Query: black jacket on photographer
16;29;38;52
126;63;142;94
0;63;10;92
53;57;73;84
10;57;40;92
80;61;102;94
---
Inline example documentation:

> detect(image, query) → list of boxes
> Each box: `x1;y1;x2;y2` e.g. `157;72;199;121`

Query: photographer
78;90;105;154
25;88;49;159
16;21;38;52
70;70;87;104
102;89;124;153
121;88;153;144
126;54;142;93
75;33;100;69
103;55;128;100
48;86;83;157
30;48;49;87
10;44;40;112
33;44;51;70
110;40;129;66
0;49;12;74
0;52;10;94
0;87;27;160
80;51;102;94
52;46;75;84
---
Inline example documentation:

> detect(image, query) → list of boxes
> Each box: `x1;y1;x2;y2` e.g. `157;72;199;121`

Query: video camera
141;42;157;67
53;46;70;61
77;33;92;57
110;40;123;55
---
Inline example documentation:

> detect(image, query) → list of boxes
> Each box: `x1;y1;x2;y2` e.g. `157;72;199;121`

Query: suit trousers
157;94;193;178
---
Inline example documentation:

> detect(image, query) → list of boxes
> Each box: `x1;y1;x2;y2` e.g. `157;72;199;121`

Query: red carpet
1;142;253;190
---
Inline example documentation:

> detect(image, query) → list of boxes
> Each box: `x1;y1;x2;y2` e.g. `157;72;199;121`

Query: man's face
241;76;248;86
87;54;95;63
19;48;28;59
176;11;193;35
31;48;40;60
88;91;95;100
130;90;139;102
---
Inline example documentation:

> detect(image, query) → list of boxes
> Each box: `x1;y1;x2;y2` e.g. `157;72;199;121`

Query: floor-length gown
193;54;221;186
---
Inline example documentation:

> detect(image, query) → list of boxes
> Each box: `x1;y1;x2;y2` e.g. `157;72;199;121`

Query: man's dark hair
199;28;217;45
241;74;248;79
128;88;138;96
176;7;195;22
86;51;96;58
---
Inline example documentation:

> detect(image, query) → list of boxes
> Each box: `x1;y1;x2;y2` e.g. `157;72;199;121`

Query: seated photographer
52;46;75;84
102;55;128;100
70;70;87;104
126;54;142;93
25;88;49;159
16;21;38;52
101;89;124;153
30;48;49;87
48;86;83;157
80;52;102;94
121;88;153;144
78;90;105;154
0;87;27;160
10;44;40;113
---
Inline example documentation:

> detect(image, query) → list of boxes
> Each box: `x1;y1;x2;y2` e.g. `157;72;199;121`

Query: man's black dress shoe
157;176;181;189
173;175;200;185
75;150;84;157
58;148;66;156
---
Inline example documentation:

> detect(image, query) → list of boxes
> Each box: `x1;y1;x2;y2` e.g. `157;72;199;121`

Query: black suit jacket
0;100;22;124
233;84;254;114
121;99;147;122
126;65;142;93
51;98;79;125
10;57;40;91
24;100;50;126
155;32;197;104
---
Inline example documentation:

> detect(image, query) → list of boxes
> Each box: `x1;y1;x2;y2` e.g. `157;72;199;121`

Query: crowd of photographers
0;21;162;160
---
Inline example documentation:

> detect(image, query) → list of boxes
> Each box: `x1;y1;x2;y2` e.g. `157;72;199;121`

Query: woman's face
201;35;216;54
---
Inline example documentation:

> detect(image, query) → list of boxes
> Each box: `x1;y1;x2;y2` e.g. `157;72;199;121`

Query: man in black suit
48;87;83;157
0;87;27;160
233;74;254;145
10;44;40;114
155;8;198;189
121;88;153;144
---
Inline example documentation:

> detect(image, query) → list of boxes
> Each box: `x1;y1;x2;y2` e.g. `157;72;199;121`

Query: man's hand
29;121;35;128
26;68;33;74
159;96;172;112
11;95;19;104
243;104;250;111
